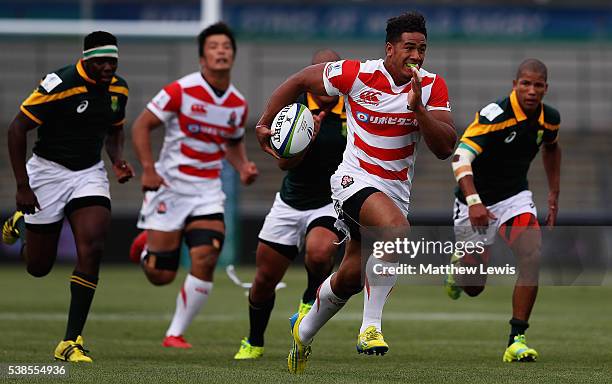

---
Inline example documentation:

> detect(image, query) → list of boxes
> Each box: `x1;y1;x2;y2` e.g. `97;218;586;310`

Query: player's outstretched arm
542;141;561;227
131;109;167;191
256;63;328;158
226;138;258;185
7;111;40;213
105;124;134;184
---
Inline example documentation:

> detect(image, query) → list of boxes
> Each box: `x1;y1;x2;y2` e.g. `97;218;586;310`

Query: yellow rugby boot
234;337;264;360
2;211;24;245
297;300;314;316
287;312;311;374
356;326;389;356
54;336;93;363
503;335;539;362
444;252;463;300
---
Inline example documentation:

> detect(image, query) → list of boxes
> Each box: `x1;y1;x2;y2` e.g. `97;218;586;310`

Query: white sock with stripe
360;256;398;334
298;274;347;345
166;274;213;337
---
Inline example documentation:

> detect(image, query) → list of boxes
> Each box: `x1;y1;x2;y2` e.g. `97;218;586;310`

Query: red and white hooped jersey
147;72;247;194
323;59;451;209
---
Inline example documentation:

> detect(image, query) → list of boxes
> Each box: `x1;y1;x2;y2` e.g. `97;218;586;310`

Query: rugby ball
269;103;314;158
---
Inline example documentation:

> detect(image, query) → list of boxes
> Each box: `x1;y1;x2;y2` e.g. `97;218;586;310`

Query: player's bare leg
455;248;490;297
302;227;337;309
511;225;541;321
251;242;291;303
22;223;62;277
163;218;224;348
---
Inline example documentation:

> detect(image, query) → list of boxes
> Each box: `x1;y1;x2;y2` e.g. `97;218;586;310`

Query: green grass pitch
0;264;610;383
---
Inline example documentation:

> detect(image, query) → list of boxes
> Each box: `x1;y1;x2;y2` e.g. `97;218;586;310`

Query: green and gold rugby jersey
279;93;347;210
20;60;128;171
456;90;560;205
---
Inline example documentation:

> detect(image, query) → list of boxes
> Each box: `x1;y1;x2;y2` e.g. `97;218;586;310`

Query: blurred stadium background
0;0;611;266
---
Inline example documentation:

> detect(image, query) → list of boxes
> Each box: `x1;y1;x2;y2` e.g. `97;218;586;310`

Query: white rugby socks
360;256;398;334
166;274;213;336
298;274;347;345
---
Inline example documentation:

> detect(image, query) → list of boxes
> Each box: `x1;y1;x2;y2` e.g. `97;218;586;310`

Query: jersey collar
76;60;119;86
199;72;232;104
307;93;344;116
76;60;97;84
510;90;545;125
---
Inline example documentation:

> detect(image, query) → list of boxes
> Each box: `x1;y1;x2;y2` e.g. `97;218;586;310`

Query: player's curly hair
386;11;427;43
198;22;237;57
83;31;117;50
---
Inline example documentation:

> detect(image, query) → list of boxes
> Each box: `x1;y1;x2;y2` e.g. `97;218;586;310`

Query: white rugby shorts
137;180;225;232
330;168;410;217
258;193;337;250
453;190;537;245
25;155;110;225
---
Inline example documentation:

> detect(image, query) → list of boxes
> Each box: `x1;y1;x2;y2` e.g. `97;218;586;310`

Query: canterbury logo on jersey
77;100;89;113
191;104;207;114
355;111;418;127
358;91;382;105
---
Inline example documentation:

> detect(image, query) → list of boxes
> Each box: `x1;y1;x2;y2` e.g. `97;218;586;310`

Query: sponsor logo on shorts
341;175;354;189
157;201;167;214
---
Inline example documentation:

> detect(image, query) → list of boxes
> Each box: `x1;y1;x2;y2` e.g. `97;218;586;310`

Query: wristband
465;194;482;207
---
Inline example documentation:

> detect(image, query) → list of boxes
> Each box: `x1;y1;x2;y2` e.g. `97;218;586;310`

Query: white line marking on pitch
0;311;507;322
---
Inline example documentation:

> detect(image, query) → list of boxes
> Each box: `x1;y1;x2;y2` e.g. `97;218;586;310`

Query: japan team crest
227;111;237;128
341;175;354;189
